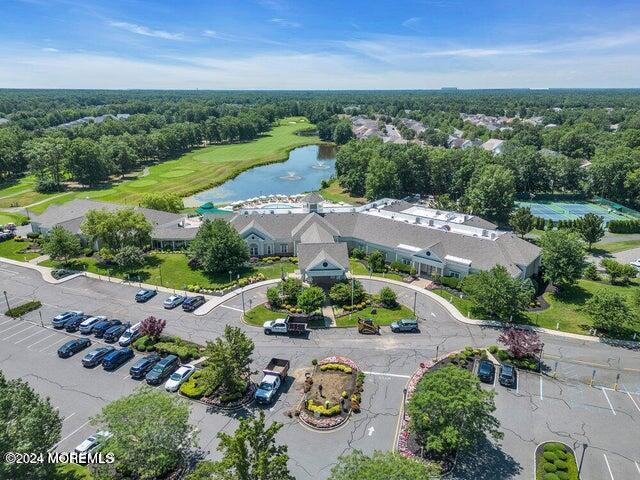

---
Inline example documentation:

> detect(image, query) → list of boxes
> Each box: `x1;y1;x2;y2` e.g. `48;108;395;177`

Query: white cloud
109;21;184;40
402;17;422;29
270;18;301;28
41;47;60;52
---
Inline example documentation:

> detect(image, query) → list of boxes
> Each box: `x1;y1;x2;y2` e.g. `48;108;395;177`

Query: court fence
592;196;640;219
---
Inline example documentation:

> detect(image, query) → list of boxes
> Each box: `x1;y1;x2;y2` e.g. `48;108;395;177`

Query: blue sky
1;0;639;89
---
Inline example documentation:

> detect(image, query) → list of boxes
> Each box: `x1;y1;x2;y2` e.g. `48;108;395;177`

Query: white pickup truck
262;316;307;336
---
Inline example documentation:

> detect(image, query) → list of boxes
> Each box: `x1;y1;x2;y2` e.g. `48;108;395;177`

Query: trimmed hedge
179;371;208;399
306;399;342;416
538;443;578;480
133;335;201;362
319;363;353;374
5;300;42;318
608;219;640;233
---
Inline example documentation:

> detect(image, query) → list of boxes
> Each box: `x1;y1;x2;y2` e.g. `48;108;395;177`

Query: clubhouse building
30;194;541;284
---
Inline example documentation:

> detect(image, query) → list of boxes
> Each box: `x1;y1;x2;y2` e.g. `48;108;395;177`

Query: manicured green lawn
244;304;285;326
0;239;40;261
348;258;405;281
41;253;296;290
54;463;93;479
591;239;640;255
0;211;28;225
320;179;367;205
435;280;640;339
1;117;321;213
335;304;414;327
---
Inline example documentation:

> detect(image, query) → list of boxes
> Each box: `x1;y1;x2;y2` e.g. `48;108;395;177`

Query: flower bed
298;356;362;430
535;442;580;480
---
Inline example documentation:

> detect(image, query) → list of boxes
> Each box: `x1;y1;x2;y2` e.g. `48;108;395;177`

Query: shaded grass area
348;258;405;281
0;211;28;225
2;117;320;213
320;179;367;205
591;239;640;255
335;304;414;327
41;253;296;291
434;279;640;339
0;238;40;261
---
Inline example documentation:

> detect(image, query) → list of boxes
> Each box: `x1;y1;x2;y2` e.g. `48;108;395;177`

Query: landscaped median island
295;356;364;430
535;442;580;480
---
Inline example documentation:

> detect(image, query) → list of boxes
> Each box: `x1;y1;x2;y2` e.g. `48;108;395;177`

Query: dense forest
1;89;639;215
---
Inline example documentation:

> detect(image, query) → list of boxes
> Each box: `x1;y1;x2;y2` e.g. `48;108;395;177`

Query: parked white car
118;322;142;346
74;431;112;453
164;364;196;392
79;316;107;334
630;258;640;270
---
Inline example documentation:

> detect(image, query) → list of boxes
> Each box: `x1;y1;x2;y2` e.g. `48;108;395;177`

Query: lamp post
3;290;11;317
578;443;588;476
402;387;408;420
412;291;417;318
228;270;232;283
349;277;354;322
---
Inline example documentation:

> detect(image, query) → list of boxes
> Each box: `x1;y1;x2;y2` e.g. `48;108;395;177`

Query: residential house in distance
481;138;505;155
32;194;541;284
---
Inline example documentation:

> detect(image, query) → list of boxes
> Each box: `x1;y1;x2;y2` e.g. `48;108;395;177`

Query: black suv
57;338;92;358
477;360;496;383
499;364;517;388
65;314;91;333
182;295;205;312
145;355;180;385
129;354;162;379
103;324;128;343
82;346;115;367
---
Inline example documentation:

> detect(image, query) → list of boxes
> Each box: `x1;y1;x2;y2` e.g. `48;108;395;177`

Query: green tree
509;207;535;238
408;365;502;455
188;219;249;274
92;387;196;480
574;213;605;251
207;412;294;480
202;325;254;398
0;370;62;480
463;164;516;222
333;120;354;145
601;258;637;285
281;278;303;304
81;208;152;253
65;137;113;186
365;156;400;200
539;230;585;289
461;265;534;320
43;225;82;262
584;291;635;333
368;250;386;272
113;245;146;270
23;134;69;192
328;450;441;480
141;192;184;213
329;280;365;306
378;286;397;308
266;286;283;309
296;286;325;314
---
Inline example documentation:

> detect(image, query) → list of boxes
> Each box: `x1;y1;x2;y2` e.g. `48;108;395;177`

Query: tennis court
516;200;631;224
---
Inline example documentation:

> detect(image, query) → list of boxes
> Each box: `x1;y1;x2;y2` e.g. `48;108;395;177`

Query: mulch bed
201;383;256;411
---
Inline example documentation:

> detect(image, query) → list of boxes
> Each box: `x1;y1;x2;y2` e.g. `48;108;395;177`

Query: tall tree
509;207;535;238
328;450;441;480
23;134;69;192
365;156;399;200
463;164;516;223
81;208;152;253
574;213;604;251
498;328;542;359
584;291;635;333
65;137;112;186
188;218;249;274
408;365;502;455
92;387;196;480
539;230;585;289
141;192;184;213
207;412;294;480
43;225;82;262
333;120;354;145
296;286;325;314
0;370;62;480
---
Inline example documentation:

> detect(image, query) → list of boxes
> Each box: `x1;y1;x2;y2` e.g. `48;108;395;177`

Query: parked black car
145;354;180;385
102;348;134;371
135;289;157;303
65;314;91;333
52;311;84;329
103;324;128;343
499;364;517;388
182;295;205;312
129;354;162;379
477;360;496;383
92;319;122;338
57;338;92;358
82;346;115;367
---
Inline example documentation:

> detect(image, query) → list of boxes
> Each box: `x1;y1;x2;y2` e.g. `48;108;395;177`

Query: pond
192;144;336;205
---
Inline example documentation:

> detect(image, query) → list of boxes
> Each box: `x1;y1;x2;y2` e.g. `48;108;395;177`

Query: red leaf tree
140;316;166;341
498;328;542;359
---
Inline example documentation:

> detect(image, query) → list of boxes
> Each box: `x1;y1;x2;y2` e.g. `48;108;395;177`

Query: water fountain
311;161;330;170
279;171;302;181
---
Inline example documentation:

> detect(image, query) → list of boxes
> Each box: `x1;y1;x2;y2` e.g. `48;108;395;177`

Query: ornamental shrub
4;300;42;318
319;363;352;374
543;451;557;462
543;462;557;473
554;460;567;470
306;399;342;416
542;474;560;480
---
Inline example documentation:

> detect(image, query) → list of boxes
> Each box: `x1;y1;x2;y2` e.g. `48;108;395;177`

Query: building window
249;244;259;256
267;245;272;255
402;258;411;265
449;272;461;279
280;244;288;253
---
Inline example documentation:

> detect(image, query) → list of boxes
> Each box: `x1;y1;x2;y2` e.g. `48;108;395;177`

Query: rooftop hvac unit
482;229;488;237
428;219;434;226
414;217;420;224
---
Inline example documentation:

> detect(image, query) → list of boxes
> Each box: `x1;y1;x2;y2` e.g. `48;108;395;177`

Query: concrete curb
193;279;281;316
352;275;640;348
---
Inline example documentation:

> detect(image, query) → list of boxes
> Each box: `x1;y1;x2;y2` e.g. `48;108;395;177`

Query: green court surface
516;200;633;224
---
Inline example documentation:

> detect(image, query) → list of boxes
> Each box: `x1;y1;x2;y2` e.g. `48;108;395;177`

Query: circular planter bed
535;442;580;480
200;383;257;411
298;356;363;430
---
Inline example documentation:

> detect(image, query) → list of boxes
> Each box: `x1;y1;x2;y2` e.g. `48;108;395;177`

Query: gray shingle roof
297;242;349;271
301;192;324;204
299;223;335;244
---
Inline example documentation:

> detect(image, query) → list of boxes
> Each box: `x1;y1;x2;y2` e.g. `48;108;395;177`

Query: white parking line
635;461;640;476
3;324;36;340
539;375;543;400
39;336;68;353
0;318;14;327
627;392;640;414
122;374;130;380
602;388;617;415
220;304;243;313
48;420;90;452
362;371;411;379
603;453;615;480
14;328;48;344
26;332;57;349
0;322;25;335
63;412;76;422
